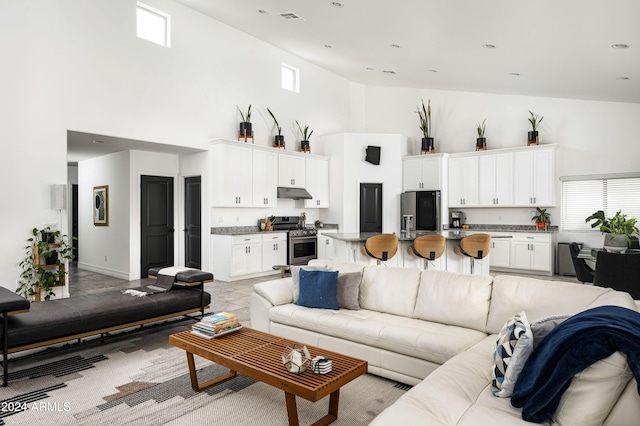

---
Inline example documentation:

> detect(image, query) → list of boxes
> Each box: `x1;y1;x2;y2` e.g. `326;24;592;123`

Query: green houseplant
237;104;252;137
267;108;284;148
532;207;551;230
527;110;543;144
586;210;639;252
416;99;434;152
295;120;313;152
18;226;75;300
476;118;486;150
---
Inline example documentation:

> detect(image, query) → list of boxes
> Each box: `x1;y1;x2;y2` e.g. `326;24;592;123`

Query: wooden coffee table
169;327;368;426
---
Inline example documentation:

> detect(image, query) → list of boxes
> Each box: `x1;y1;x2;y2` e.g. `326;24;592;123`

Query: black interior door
184;176;201;269
141;175;174;278
360;183;383;233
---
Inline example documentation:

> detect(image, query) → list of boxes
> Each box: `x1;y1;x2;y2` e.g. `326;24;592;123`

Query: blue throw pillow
297;269;339;310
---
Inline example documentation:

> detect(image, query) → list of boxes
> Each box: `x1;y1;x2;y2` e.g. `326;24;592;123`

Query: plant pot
603;234;628;253
301;140;310;151
239;122;252;136
45;251;58;265
536;221;547;230
274;135;285;147
421;137;434;151
527;131;539;143
476;137;486;149
41;232;55;243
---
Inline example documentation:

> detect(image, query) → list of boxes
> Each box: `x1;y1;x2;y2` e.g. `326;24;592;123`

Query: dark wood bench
0;273;212;387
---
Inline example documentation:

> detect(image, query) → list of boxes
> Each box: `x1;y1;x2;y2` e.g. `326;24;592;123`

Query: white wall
363;86;640;245
321;133;407;234
0;0;355;290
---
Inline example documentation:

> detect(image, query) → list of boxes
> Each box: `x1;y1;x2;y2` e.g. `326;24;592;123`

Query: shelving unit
33;242;66;302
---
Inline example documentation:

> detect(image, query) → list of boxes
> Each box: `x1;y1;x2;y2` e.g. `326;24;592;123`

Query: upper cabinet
252;149;278;207
478;153;514;206
448;145;555;208
513;147;555;206
211;144;253;207
403;155;443;191
278;154;306;188
449;155;479;207
304;157;329;208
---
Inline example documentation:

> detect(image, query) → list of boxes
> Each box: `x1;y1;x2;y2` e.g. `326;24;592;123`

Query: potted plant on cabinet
295;120;313;153
532;207;551;230
586;210;639;252
476;118;487;151
237;104;252;141
527;110;543;145
17;226;75;301
267;108;285;148
416;99;434;153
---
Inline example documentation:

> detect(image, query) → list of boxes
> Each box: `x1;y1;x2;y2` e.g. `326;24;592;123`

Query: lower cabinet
317;230;336;261
211;232;288;282
489;238;511;268
508;233;553;275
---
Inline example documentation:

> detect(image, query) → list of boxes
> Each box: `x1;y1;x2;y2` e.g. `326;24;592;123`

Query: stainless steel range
270;215;318;266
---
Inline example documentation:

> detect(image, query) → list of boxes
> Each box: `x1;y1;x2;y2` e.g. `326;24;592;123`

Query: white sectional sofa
249;260;640;425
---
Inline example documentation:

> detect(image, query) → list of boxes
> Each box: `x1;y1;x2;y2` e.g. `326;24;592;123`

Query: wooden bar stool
361;234;399;265
408;235;446;269
454;234;491;274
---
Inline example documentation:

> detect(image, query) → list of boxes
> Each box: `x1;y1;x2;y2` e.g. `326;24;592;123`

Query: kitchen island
325;226;557;276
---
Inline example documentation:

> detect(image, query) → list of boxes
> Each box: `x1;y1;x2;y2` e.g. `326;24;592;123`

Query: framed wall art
93;185;109;226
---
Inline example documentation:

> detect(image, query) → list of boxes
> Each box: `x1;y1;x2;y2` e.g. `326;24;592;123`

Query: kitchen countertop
211;226;287;236
327;226;557;243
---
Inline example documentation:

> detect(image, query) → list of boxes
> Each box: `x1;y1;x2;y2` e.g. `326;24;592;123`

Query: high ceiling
175;0;640;103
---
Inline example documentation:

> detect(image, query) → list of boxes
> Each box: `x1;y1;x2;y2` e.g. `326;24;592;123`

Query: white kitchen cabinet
304;157;329;208
478;153;513;206
489;238;511;268
448;155;479;207
211;144;253;207
278;154;306;188
514;148;555;206
252;149;278;207
403;156;442;191
509;233;553;274
317;229;336;261
261;232;287;271
230;235;262;277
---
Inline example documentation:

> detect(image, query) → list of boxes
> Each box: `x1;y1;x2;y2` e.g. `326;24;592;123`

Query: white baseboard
77;262;130;280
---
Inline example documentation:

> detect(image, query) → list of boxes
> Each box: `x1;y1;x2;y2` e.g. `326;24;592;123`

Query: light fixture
366;67;374;70
391;44;401;48
611;44;630;49
92;140;104;144
616;76;631;80
258;9;268;14
482;44;496;49
382;70;396;74
509;72;521;76
428;69;438;73
324;44;332;48
330;2;343;7
51;184;67;210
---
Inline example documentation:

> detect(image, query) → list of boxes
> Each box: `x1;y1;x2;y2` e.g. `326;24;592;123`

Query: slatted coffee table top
169;327;368;402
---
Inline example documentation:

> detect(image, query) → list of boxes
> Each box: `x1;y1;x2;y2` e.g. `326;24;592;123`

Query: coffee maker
450;211;463;228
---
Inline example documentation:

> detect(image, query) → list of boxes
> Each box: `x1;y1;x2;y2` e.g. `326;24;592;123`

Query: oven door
289;236;318;266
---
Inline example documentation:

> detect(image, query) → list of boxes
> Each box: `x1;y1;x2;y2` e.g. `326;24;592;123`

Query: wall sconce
51;184;67;210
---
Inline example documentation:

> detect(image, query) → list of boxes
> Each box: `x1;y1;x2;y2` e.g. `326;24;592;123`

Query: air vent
279;12;305;21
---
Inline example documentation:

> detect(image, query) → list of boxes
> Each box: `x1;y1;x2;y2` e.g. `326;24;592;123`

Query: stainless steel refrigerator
401;190;441;232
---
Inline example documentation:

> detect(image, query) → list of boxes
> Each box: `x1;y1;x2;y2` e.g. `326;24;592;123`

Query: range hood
277;187;313;200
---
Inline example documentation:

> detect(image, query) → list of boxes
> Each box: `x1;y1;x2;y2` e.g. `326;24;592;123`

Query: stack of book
191;312;242;339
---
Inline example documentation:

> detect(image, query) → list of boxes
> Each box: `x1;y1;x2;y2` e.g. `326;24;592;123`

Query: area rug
0;323;409;425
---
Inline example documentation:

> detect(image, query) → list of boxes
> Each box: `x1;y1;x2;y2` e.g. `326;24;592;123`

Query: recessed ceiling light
330;2;343;7
382;70;396;74
616;76;631;80
92;140;105;144
482;44;496;49
366;67;374;70
509;72;521;76
257;9;268;14
391;44;401;48
324;44;332;48
428;69;438;73
279;12;305;21
611;44;630;49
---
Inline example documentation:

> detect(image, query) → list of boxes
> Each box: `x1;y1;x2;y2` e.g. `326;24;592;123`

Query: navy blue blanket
511;305;640;423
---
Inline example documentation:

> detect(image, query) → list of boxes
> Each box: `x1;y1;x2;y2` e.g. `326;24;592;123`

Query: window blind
561;176;640;231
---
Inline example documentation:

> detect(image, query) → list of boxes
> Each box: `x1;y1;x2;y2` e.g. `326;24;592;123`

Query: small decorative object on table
532;207;550;231
191;311;242;339
295;120;313;153
267;108;285;148
282;343;311;374
417;98;435;154
237;104;254;143
312;356;332;374
476;118;487;151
